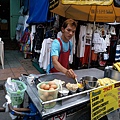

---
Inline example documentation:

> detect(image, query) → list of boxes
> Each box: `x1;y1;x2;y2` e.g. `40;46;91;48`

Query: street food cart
22;68;106;120
1;68;120;120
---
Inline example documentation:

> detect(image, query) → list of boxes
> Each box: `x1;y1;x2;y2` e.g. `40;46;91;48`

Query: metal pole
88;6;97;68
88;21;95;68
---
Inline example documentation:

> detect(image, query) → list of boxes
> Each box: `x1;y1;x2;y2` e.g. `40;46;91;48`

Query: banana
97;79;106;86
116;62;120;67
97;78;117;86
110;79;117;83
113;63;120;72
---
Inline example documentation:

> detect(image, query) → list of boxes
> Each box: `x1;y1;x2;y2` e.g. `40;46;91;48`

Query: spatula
75;78;81;88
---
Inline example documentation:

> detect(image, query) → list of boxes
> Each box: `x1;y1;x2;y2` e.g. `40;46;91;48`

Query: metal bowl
80;76;98;90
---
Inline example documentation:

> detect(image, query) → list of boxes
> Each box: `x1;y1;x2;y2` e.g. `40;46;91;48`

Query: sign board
90;82;120;120
89;7;116;22
62;0;113;5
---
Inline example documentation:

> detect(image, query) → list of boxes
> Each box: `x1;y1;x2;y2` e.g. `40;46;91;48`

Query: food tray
34;73;88;108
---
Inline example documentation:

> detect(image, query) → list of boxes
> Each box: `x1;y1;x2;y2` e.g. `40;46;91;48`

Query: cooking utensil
59;80;62;91
75;78;78;84
75;78;81;88
80;76;98;90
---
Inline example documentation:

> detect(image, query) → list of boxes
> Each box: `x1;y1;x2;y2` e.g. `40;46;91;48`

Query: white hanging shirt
86;23;93;35
93;33;101;43
39;38;53;71
57;31;62;39
93;37;107;53
77;25;87;58
30;25;36;51
105;34;111;46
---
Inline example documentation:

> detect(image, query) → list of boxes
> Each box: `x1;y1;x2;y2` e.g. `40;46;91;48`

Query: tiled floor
0;50;40;80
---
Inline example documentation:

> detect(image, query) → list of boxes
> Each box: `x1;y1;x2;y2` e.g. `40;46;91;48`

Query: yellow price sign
90;82;120;120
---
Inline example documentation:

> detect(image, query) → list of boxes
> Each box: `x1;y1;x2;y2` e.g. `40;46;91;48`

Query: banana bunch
113;62;120;72
97;78;117;86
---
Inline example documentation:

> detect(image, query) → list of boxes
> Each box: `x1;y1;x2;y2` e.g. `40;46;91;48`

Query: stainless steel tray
34;73;87;106
104;68;120;81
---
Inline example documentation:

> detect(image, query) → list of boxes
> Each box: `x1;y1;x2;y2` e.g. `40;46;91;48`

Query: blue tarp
26;0;49;24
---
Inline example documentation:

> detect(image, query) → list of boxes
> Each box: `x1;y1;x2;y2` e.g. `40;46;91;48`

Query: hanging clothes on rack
77;25;87;58
45;28;56;39
108;36;118;65
39;38;53;71
35;24;45;51
80;45;90;67
80;26;92;66
105;33;111;47
30;25;36;51
16;15;25;41
115;39;120;61
19;28;31;52
32;24;45;60
93;30;107;53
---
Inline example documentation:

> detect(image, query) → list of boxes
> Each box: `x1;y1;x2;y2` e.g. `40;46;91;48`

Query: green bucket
6;80;27;106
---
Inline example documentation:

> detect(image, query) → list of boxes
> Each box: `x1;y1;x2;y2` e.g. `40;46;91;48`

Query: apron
50;38;70;73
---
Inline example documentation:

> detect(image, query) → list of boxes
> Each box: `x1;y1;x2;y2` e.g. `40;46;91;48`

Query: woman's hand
65;69;77;79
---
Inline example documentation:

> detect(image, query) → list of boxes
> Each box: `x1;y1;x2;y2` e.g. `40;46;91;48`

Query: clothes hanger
94;27;99;33
37;24;45;28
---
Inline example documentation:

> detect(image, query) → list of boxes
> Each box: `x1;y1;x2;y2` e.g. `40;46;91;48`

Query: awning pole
88;21;96;68
88;6;97;68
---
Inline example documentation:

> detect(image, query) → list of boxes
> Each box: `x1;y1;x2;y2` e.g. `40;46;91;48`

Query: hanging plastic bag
20;32;30;44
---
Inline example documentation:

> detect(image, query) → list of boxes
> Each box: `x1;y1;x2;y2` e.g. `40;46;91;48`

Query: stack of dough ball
66;83;78;91
39;81;58;108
